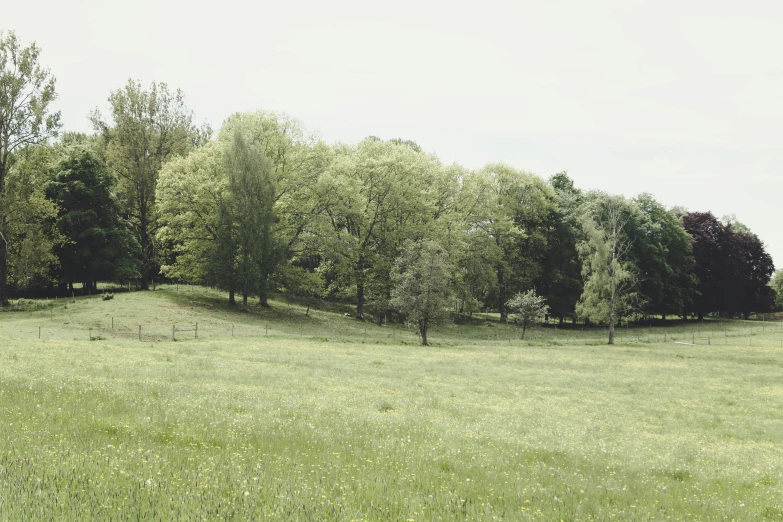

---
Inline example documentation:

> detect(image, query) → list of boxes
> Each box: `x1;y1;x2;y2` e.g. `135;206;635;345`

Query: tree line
1;32;778;344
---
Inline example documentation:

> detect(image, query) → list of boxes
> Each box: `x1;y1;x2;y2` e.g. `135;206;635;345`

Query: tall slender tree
221;124;277;311
91;80;201;290
577;194;639;344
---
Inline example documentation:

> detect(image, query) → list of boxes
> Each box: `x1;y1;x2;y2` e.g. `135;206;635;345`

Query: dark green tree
45;146;137;291
632;194;696;320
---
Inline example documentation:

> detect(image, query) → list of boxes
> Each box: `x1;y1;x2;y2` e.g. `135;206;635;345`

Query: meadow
1;288;782;520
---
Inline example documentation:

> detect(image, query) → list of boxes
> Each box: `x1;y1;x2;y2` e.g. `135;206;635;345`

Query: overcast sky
6;0;782;265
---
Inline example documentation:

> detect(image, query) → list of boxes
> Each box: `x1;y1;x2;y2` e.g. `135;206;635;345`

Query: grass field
1;288;783;520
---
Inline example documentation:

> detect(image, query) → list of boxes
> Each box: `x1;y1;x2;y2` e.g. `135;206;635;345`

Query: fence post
232;324;234;337
138;325;141;341
692;334;695;344
89;328;92;340
111;317;114;329
38;326;41;339
172;325;175;341
195;323;198;338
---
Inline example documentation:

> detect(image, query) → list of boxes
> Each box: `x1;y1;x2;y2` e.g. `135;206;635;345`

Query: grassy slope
1;289;782;520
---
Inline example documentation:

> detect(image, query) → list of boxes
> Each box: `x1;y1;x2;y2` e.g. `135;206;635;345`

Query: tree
506;290;548;340
681;212;773;319
221;123;277;311
731;230;775;319
156;142;232;298
539;172;583;323
218;111;314;306
682;212;727;319
279;264;325;316
632;194;696;320
2;144;59;294
0;31;62;305
318;138;441;318
460;165;544;322
390;240;452;346
45;145;137;291
576;194;639;344
770;269;783;311
91;80;201;290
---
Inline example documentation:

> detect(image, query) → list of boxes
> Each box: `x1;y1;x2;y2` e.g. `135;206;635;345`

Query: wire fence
5;313;783;348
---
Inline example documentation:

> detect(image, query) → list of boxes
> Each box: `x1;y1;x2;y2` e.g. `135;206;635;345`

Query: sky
5;0;783;264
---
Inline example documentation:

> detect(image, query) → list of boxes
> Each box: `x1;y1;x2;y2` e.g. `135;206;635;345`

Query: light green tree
460;165;554;322
279;264;325;316
2;145;60;293
770;269;783;311
0;31;61;305
317;138;443;319
390;239;452;346
155;142;232;295
91;80;202;290
218;111;318;306
506;290;549;340
576;194;639;344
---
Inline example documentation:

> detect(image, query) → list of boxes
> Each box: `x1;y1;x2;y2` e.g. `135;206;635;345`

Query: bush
102;293;114;301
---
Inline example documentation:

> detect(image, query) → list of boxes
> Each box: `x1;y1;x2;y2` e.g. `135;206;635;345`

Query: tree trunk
0;174;8;306
608;322;615;344
697;310;704;321
521;325;527;340
356;278;365;319
420;320;428;346
608;305;616;345
559;315;564;326
139;212;153;291
242;291;248;312
497;264;507;323
228;290;235;306
258;272;270;307
0;237;8;307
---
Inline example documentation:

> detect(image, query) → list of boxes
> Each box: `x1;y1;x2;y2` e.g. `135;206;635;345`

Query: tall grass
1;290;782;519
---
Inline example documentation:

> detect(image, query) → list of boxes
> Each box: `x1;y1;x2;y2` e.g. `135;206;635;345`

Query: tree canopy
1;32;778;332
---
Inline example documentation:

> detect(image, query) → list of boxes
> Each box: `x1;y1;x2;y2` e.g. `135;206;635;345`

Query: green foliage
317;138;446;318
0;31;62;305
506;290;549;340
771;269;783;310
1;145;60;293
390;240;452;345
156;142;226;284
576;194;640;343
278;264;325;315
91;79;201;290
45;145;138;286
220;118;278;310
632;193;696;318
102;292;114;301
458;164;556;322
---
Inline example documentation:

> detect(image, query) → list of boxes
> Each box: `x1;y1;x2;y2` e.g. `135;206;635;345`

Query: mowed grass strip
1;293;783;520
